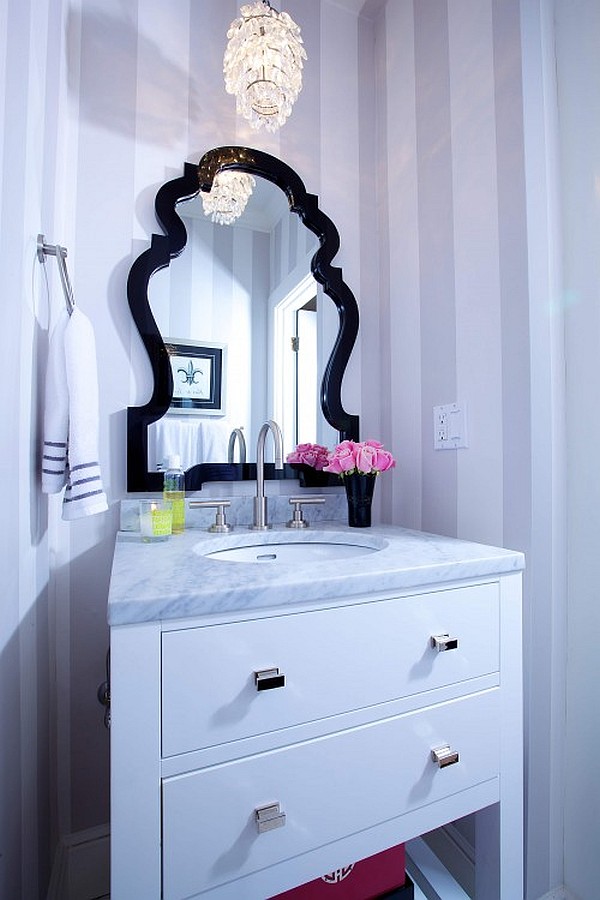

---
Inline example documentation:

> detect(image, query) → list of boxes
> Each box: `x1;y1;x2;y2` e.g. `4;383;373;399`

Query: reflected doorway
273;273;320;456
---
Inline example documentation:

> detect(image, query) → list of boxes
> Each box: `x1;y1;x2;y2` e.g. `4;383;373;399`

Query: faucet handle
286;496;326;529
189;500;232;533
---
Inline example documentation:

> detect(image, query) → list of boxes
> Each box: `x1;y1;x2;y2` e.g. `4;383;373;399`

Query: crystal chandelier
223;1;307;133
201;170;256;226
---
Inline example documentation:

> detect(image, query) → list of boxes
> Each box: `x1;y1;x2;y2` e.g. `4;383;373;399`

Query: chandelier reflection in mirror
224;0;306;133
201;170;256;225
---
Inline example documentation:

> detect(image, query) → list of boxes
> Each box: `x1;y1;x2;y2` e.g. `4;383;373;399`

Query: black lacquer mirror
126;146;359;491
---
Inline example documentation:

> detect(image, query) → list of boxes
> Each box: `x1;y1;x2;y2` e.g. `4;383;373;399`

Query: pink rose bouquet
323;439;396;476
286;442;330;471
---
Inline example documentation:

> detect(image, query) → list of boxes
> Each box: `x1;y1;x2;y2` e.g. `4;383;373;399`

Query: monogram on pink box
268;843;409;900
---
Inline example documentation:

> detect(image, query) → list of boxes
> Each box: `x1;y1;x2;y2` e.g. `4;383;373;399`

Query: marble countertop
108;523;525;626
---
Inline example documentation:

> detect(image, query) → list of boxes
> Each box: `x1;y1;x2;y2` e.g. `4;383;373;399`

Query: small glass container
139;500;173;541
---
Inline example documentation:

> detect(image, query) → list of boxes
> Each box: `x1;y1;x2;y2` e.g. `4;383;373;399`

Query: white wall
520;6;569;897
0;0;71;895
554;3;600;898
373;0;531;544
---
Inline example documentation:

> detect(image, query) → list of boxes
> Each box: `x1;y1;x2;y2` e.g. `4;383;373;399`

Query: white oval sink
203;539;380;565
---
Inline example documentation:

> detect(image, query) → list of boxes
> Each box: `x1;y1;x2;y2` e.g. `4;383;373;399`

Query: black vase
344;473;376;527
291;464;337;488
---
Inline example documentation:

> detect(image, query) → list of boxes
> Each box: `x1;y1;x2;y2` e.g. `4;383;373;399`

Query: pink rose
324;440;358;474
323;439;396;477
286;443;330;470
373;449;395;472
355;444;377;474
324;455;344;475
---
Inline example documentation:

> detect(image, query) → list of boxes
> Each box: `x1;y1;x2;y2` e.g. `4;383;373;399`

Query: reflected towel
149;417;230;470
198;420;230;463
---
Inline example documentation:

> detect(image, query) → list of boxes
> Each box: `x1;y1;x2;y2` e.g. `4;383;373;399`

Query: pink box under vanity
269;843;412;899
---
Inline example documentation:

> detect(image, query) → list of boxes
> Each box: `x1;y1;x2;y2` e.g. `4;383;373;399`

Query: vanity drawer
161;583;499;757
162;688;499;899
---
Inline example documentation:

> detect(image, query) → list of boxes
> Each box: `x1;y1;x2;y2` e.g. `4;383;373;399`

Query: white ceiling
324;0;386;21
328;0;367;12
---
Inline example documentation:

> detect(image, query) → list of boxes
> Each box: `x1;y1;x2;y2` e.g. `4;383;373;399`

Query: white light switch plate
433;402;468;450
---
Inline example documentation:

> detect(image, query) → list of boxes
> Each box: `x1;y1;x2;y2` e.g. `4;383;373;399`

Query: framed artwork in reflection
165;339;225;415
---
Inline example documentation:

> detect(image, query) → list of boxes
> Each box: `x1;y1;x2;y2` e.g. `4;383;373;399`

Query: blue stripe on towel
64;488;105;504
70;475;101;487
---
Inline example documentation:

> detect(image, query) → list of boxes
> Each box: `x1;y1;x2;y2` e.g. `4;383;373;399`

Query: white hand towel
59;308;108;519
198;420;229;463
42;309;70;493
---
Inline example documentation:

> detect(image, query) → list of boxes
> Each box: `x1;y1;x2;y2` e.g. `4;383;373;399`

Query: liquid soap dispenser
163;455;185;534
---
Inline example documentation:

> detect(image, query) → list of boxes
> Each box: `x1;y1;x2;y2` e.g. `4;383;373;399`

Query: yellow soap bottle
163;454;185;534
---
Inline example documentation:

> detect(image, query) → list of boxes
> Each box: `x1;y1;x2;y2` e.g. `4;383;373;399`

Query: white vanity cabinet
108;527;524;900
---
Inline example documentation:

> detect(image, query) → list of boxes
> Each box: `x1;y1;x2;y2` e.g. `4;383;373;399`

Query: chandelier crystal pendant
224;0;307;133
201;170;256;226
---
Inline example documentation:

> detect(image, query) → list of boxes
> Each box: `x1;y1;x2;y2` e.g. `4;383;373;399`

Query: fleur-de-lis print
178;360;203;385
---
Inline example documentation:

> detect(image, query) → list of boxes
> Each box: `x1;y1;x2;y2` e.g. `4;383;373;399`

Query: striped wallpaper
5;0;594;897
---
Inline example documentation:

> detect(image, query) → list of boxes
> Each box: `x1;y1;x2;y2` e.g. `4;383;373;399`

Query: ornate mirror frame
127;146;360;491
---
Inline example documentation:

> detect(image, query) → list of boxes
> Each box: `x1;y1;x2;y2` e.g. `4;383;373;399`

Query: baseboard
536;889;578;900
47;824;110;900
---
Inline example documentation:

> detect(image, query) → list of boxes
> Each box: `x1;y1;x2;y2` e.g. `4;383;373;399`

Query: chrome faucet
252;420;284;530
227;427;247;464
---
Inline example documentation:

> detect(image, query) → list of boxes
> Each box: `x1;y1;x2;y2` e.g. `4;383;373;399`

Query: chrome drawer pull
431;633;459;652
431;745;460;768
255;667;286;691
255;802;286;833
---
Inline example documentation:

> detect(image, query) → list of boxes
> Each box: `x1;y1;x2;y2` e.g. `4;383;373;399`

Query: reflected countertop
107;522;525;626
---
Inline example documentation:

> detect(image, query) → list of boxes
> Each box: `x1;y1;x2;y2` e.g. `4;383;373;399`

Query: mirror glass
146;177;337;471
126;146;359;492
